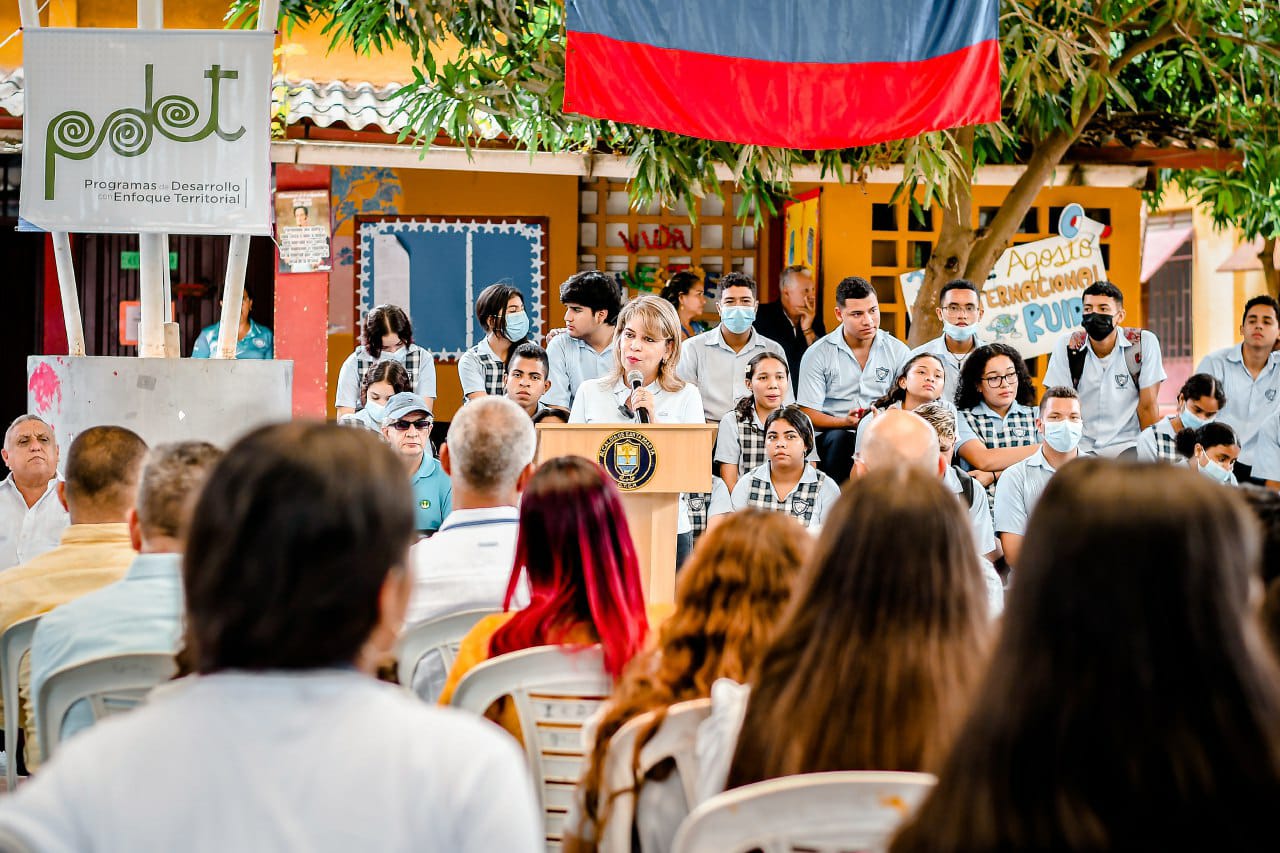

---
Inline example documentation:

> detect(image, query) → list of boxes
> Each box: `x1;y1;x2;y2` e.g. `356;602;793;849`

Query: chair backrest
451;645;611;852
396;608;499;700
36;653;176;761
596;698;713;853
672;770;938;853
1;615;41;791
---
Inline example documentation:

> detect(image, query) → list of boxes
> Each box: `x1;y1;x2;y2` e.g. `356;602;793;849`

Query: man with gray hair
855;407;1004;616
404;397;536;697
0;415;69;570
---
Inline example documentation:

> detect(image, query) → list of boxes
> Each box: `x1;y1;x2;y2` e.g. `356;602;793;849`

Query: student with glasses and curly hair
954;343;1041;504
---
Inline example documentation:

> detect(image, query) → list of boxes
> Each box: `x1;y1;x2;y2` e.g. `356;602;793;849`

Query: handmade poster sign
277;189;332;272
20;28;273;234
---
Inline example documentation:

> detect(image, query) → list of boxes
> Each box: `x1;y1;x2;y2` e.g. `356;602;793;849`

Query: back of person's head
362;304;413;358
1240;486;1280;663
444;396;536;494
857;408;940;475
560;271;623;324
181;423;414;673
135;442;223;544
914;401;957;452
728;467;989;788
892;460;1280;852
578;510;811;838
63;426;149;522
493;456;648;677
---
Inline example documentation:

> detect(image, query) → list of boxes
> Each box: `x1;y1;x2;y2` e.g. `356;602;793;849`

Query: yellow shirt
0;523;135;765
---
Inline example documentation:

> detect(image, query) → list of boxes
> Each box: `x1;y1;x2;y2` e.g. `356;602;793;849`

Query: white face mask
385;348;409;364
1198;450;1233;484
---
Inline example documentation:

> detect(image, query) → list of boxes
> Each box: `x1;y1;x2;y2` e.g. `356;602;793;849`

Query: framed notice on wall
277;189;332;272
355;216;548;360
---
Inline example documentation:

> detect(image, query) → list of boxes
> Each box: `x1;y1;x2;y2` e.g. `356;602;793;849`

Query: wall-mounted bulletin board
355;216;549;360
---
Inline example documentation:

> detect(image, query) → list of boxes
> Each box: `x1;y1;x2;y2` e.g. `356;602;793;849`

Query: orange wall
328;168;580;421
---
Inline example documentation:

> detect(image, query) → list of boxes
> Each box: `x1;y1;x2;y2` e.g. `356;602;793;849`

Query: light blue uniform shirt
677;326;791;423
1195;344;1280;466
796;329;910;417
994;448;1069;536
411;452;452;534
191;318;274;359
30;552;183;745
544;332;614;409
1043;327;1165;456
902;333;986;404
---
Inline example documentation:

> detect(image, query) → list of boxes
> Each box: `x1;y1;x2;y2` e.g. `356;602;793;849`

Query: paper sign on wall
20;28;274;234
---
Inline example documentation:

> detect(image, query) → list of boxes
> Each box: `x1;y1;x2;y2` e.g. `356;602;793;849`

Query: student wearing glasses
380;393;452;537
335;305;436;418
954;344;1041;503
901;279;986;401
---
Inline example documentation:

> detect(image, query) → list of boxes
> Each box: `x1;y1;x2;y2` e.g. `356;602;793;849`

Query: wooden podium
536;423;717;603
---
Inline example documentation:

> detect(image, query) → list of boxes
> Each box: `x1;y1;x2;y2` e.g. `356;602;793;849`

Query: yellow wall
328;168;580;421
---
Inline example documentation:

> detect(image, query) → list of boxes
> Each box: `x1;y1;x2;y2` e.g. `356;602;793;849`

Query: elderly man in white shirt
405;397;536;700
677;272;791;423
0;415;68;570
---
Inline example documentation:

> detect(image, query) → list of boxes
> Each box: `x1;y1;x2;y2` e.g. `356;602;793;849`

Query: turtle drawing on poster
277;190;332;272
899;203;1112;361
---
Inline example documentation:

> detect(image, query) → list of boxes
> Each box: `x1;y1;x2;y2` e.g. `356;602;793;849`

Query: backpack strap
1123;328;1144;389
953;466;977;509
1066;330;1088;390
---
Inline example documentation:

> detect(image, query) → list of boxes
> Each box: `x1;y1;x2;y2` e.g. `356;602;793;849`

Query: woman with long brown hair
698;466;991;798
892;460;1280;852
566;510;811;851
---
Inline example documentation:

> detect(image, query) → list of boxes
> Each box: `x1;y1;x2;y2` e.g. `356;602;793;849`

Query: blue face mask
385;348;409;364
1043;420;1083;453
1198;450;1233;484
720;306;757;335
1179;405;1213;430
943;321;977;342
363;401;386;422
504;311;531;342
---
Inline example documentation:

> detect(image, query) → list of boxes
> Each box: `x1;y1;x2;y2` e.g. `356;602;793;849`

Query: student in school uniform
458;283;532;400
1175;422;1242;485
334;304;436;418
544;271;623;410
796;276;909;483
570;295;704;563
913;403;1001;569
1136;373;1227;462
1043;281;1165;457
994;386;1085;568
677;272;790;424
1195;295;1280;483
715;352;818;493
503;342;567;423
728;406;840;532
954;344;1041;505
337;361;411;432
901;279;987;402
854;352;948;459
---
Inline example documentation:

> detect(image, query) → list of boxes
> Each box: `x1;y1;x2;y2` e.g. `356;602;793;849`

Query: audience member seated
404;397;536;698
1174;421;1242;485
0;415;68;571
439;456;667;741
855;409;1004;615
27;442;221;762
697;467;991;802
504;342;568;423
334;304;436;417
1136;372;1226;463
566;510;811;852
715;353;817;494
1239;486;1280;662
380;393;452;536
727;406;839;532
892;460;1280;852
338;361;411;432
0;424;542;852
0;426;147;768
852;352;947;459
913;403;1000;564
953;343;1041;503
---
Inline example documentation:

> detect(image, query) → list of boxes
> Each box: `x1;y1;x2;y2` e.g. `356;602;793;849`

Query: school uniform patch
687;497;705;511
419;499;431;509
1114;374;1129;389
790;498;811;516
1268;389;1277;402
875;367;890;381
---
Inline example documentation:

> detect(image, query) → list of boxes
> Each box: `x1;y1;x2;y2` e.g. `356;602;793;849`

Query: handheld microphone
626;370;651;423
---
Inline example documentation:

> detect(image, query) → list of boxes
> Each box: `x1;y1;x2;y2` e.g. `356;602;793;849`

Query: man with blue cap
380;393;452;537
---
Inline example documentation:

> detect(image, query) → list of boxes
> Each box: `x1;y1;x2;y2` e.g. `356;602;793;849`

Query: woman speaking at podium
570;295;705;564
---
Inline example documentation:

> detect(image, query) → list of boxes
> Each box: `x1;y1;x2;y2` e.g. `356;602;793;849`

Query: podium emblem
598;429;658;491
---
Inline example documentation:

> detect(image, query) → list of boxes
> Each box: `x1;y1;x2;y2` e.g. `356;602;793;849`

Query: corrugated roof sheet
275;76;408;133
0;68;23;117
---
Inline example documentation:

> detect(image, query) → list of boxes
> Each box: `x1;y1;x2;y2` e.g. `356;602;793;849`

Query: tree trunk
1260;237;1279;300
908;129;975;346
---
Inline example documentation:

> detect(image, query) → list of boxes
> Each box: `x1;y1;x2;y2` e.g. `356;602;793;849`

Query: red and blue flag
563;0;1001;149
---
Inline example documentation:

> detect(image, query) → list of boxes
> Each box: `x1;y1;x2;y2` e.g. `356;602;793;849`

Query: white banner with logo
900;207;1110;360
20;28;274;234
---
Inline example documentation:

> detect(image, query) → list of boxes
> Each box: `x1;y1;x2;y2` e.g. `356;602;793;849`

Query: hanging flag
563;0;1000;149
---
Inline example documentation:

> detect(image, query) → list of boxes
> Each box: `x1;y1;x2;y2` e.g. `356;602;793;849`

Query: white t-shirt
0;476;68;571
0;671;542;853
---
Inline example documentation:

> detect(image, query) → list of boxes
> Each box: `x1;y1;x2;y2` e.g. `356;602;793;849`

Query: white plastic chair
451;645;611;852
594;698;712;853
396;608;499;701
1;616;40;792
671;770;937;853
36;653;176;762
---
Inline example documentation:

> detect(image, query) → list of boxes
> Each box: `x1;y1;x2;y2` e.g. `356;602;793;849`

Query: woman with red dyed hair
439;456;666;740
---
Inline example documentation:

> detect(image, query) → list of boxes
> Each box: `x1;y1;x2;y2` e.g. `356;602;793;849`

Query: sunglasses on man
389;416;432;432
